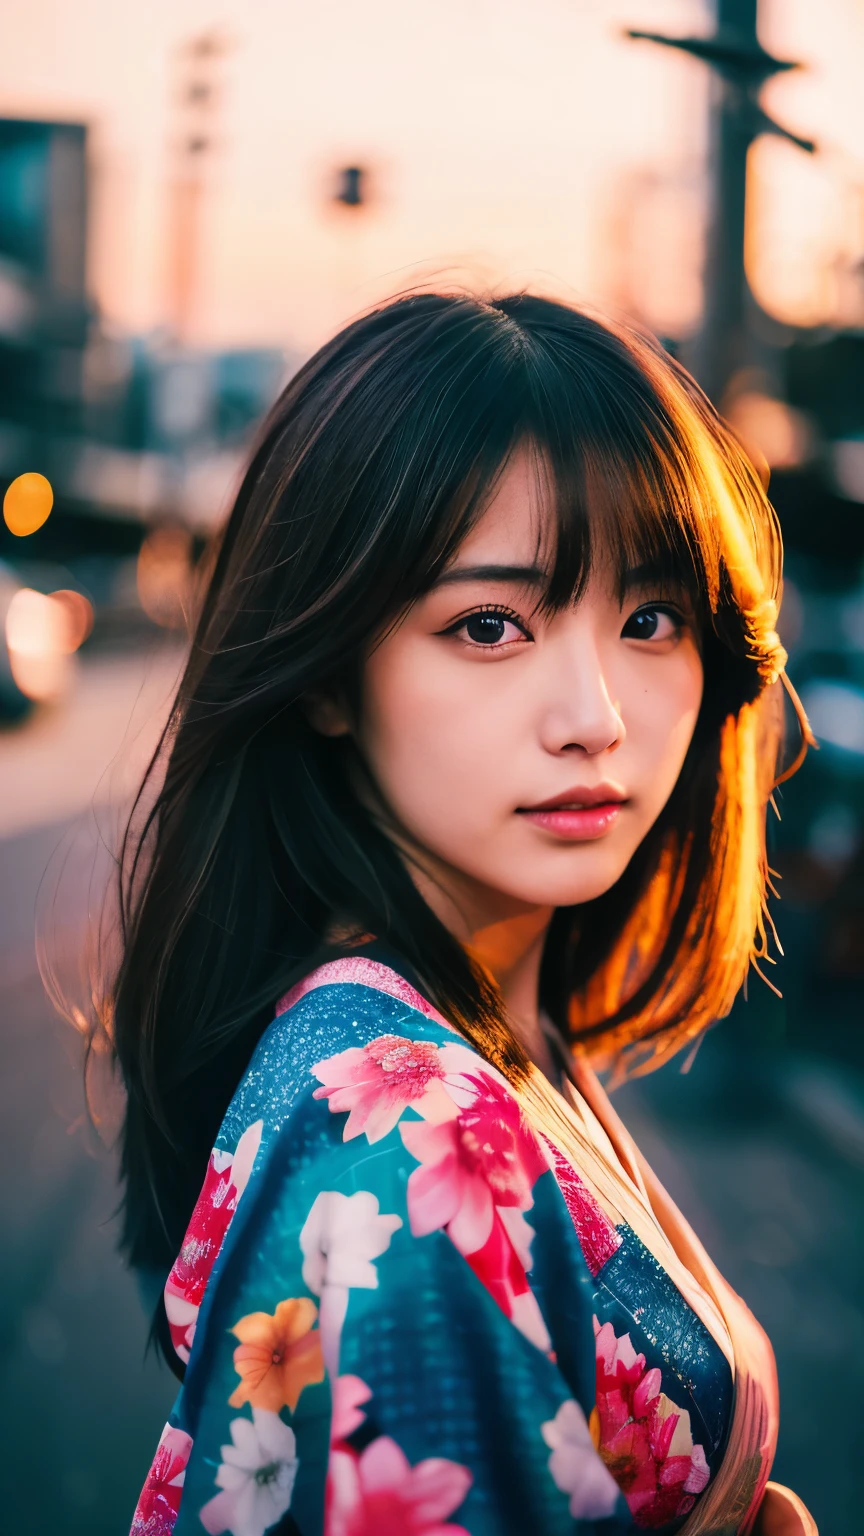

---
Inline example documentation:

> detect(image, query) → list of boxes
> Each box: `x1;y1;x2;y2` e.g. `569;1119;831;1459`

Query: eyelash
445;601;688;650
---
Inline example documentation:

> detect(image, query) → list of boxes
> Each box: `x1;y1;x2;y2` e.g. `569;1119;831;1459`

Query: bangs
517;327;743;636
524;429;710;625
417;337;723;642
263;289;785;703
432;304;787;695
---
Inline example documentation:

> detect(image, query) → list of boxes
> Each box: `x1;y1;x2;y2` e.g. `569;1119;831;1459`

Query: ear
301;689;353;739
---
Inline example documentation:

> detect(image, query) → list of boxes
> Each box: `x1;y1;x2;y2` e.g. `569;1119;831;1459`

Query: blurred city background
1;1;862;1531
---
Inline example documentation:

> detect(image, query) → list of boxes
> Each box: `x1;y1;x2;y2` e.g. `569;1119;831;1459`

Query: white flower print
198;1408;298;1536
541;1398;620;1521
299;1189;403;1292
299;1189;402;1377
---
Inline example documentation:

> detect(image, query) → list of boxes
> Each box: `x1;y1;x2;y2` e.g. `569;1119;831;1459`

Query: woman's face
332;450;704;924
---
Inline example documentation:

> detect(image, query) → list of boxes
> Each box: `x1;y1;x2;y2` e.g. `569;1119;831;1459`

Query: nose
538;633;625;757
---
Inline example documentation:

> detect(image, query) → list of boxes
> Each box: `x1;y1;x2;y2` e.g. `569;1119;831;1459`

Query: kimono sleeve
139;1026;627;1536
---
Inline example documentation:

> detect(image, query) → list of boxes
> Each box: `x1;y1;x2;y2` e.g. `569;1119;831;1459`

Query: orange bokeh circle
3;472;54;537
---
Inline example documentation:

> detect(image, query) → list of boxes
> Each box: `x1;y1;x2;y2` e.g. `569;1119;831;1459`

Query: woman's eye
622;605;683;641
455;611;528;647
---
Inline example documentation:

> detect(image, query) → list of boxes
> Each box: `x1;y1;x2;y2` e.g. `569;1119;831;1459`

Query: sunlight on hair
566;331;817;1081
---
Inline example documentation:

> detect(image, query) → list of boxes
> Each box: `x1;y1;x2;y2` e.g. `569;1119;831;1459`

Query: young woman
118;293;817;1535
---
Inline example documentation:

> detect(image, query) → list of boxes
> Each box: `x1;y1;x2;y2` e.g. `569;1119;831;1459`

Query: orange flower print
228;1297;325;1412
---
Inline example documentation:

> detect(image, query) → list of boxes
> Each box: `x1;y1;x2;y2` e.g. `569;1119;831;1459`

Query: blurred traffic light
334;166;366;209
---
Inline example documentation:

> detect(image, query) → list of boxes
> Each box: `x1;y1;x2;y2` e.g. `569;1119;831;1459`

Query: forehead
454;447;553;566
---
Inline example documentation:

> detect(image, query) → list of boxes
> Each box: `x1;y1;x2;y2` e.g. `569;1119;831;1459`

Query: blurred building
0;119;89;461
0;113;290;723
0;115;289;561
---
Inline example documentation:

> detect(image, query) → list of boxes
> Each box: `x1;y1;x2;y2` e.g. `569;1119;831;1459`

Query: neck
464;907;551;1031
406;856;556;1078
354;786;559;1075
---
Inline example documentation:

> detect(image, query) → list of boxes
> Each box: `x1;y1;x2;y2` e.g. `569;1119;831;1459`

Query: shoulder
218;955;485;1154
163;957;518;1364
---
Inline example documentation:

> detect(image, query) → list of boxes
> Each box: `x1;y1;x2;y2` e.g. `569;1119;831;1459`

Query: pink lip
521;782;627;811
518;804;624;840
517;783;628;841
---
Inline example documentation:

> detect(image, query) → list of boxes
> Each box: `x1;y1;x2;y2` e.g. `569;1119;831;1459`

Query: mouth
516;784;628;841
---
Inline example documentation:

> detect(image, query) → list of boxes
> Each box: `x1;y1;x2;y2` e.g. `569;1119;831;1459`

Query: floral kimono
130;953;815;1536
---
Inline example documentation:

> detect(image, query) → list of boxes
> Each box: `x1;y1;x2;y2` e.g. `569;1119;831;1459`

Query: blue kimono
130;955;731;1536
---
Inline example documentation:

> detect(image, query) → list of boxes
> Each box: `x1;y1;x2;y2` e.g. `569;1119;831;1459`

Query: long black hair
108;291;804;1297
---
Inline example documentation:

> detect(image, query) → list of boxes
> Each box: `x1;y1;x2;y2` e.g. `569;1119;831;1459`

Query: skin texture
308;449;704;1074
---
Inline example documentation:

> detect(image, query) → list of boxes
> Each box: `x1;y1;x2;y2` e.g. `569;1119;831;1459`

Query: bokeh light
801;679;864;757
136;525;193;630
3;472;54;537
724;391;813;471
4;586;93;701
50;589;95;652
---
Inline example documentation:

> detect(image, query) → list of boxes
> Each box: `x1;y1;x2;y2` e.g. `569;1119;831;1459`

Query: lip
516;783;628;842
519;782;627;812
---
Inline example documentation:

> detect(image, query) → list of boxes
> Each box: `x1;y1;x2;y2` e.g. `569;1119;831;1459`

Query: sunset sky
1;0;862;353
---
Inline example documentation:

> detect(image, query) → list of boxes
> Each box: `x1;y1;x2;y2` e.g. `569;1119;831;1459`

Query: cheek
624;649;704;802
358;643;507;835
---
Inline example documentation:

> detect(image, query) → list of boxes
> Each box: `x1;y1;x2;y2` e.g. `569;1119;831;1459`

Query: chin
501;855;630;909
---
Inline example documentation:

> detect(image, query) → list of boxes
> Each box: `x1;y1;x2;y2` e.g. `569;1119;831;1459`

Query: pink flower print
399;1072;551;1349
312;1034;480;1143
399;1073;546;1251
331;1375;373;1443
327;1436;472;1536
164;1120;262;1363
593;1318;711;1529
463;1208;550;1351
130;1423;193;1535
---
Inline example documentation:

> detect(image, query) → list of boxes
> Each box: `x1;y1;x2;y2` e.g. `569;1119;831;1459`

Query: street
1;646;183;1532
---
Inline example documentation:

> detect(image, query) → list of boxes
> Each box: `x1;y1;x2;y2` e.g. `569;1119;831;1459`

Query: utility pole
628;0;815;405
166;32;230;345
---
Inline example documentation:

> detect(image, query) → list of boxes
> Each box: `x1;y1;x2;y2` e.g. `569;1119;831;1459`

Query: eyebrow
621;560;678;591
434;563;548;588
435;558;681;592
